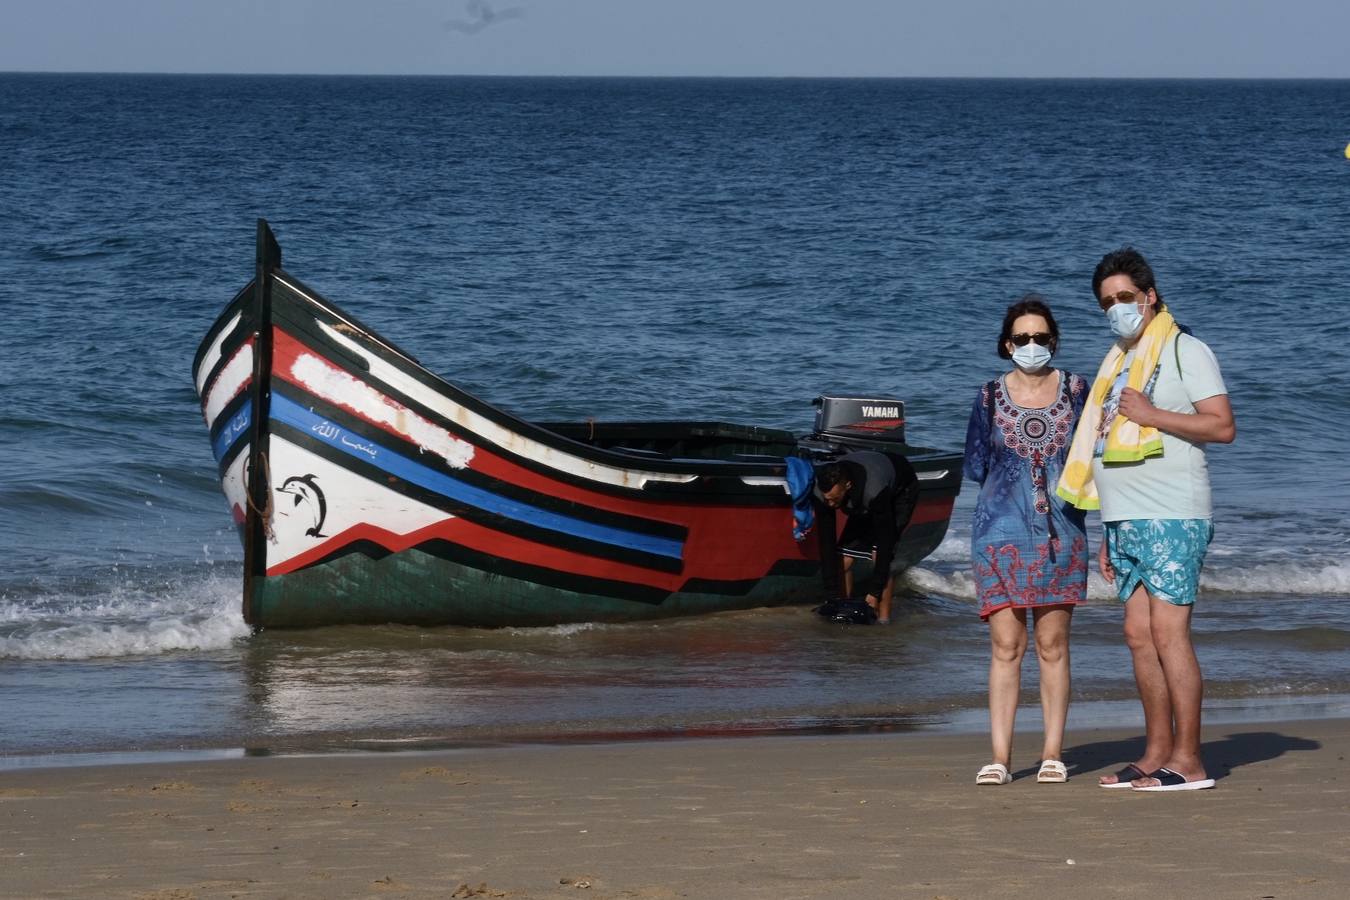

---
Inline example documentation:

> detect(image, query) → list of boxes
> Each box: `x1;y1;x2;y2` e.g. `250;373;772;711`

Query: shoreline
6;691;1350;773
4;713;1348;898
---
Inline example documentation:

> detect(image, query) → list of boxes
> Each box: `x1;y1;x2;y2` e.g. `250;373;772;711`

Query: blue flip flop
1098;763;1147;789
1132;767;1215;792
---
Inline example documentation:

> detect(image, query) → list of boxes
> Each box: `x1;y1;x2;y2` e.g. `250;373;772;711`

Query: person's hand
864;594;879;609
1117;387;1157;427
1098;540;1114;583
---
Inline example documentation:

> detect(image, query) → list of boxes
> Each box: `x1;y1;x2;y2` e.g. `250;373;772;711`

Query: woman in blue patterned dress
964;296;1089;786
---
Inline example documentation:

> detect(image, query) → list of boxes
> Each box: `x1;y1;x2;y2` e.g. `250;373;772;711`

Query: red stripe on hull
265;494;955;588
266;516;791;588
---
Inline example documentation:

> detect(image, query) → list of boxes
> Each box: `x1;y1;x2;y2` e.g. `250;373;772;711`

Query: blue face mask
1107;302;1145;339
1011;342;1052;373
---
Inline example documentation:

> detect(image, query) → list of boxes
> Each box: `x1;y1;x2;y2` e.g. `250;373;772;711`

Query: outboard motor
799;394;908;460
812;394;906;443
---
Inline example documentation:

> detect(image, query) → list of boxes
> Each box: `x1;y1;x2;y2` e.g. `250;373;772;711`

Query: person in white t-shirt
1088;248;1236;793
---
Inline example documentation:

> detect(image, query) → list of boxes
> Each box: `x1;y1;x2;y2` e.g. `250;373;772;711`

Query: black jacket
818;451;919;598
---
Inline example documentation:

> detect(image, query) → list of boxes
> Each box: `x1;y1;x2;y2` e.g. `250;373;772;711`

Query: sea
2;74;1349;764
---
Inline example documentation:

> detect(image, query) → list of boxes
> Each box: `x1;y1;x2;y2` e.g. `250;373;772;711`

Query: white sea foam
903;564;1119;602
502;622;601;637
1202;561;1350;596
925;532;970;563
0;572;250;660
904;557;1350;601
902;565;978;599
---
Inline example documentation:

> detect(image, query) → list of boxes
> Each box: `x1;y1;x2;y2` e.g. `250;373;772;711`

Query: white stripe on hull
202;343;253;430
194;311;242;397
289;352;475;469
314;319;699;489
738;476;790;492
221;443;249;523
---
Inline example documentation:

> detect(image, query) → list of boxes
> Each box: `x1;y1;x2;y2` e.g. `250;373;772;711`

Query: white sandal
1037;759;1068;783
975;763;1011;785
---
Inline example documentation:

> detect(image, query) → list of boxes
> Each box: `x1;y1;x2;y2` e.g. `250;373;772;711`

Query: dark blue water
2;75;1349;757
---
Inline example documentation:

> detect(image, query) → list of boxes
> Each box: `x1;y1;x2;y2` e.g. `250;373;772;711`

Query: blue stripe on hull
212;400;252;464
269;393;685;561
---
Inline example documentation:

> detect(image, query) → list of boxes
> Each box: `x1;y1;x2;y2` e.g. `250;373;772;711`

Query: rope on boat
245;452;275;541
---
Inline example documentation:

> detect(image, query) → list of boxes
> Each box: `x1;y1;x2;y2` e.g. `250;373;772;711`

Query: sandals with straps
1036;759;1068;783
975;763;1012;785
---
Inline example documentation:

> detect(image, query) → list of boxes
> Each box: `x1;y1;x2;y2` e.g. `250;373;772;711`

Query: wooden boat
192;221;962;628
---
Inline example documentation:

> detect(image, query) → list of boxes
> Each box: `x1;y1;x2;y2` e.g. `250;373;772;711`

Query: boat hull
245;515;954;628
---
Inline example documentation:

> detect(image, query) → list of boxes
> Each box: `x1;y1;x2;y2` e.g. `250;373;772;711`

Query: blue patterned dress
963;371;1090;619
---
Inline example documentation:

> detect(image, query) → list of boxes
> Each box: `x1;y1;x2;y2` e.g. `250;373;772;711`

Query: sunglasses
1098;288;1145;310
1010;332;1053;347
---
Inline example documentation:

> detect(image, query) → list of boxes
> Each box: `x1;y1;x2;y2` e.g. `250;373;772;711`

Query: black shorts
835;456;918;560
837;514;880;560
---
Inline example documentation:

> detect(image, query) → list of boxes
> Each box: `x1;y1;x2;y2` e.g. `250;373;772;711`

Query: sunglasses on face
1010;332;1053;347
1098;288;1145;310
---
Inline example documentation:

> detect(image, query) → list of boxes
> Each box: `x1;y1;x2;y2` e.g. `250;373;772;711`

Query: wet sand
3;717;1349;899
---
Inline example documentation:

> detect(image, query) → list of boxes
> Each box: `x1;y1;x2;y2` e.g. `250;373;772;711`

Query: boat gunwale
249;267;962;486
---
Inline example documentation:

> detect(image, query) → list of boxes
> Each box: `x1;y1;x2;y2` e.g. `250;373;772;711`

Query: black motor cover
812;395;906;443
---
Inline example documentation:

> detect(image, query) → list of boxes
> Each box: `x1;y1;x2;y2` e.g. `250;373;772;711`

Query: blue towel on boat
786;456;816;541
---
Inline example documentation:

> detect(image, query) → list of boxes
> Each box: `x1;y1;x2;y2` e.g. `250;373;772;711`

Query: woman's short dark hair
1092;246;1166;310
996;294;1060;360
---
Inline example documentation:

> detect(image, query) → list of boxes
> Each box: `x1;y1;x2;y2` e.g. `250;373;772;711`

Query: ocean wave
28;246;116;263
730;277;793;291
1205;626;1350;652
0;482;130;517
924;533;969;563
902;565;978;600
1204;558;1350;593
903;565;1120;602
1202;561;1350;596
0;573;249;660
904;558;1350;601
1208;680;1350;699
501;622;601;637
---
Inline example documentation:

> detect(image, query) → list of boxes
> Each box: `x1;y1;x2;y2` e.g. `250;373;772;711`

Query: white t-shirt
1093;333;1228;522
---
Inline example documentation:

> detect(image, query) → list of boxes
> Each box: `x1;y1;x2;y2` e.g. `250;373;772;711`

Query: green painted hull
250;518;952;628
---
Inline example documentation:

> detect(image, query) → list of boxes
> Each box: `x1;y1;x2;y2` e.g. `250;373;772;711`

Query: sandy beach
4;717;1349;899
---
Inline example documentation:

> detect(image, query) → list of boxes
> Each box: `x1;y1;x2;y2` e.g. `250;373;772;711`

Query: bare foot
1098;762;1155;787
1132;758;1209;788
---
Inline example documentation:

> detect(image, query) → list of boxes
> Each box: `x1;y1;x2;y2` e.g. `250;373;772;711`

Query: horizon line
4;70;1348;81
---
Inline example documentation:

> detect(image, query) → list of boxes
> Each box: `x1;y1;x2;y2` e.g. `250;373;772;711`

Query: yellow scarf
1056;310;1178;510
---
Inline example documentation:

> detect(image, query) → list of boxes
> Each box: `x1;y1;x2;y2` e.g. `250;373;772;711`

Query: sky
1;0;1347;78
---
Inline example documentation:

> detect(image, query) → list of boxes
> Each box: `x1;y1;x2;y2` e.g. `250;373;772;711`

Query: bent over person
815;450;919;625
1058;248;1236;793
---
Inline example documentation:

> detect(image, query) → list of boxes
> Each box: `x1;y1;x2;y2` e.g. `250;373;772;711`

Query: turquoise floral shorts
1104;518;1214;606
